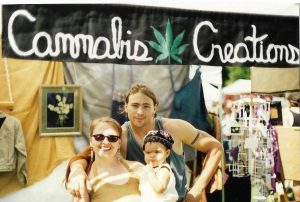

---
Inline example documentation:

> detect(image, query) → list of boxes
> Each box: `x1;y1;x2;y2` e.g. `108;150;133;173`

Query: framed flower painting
39;85;82;136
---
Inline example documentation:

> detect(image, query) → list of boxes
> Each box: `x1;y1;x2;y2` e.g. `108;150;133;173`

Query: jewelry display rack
225;97;273;201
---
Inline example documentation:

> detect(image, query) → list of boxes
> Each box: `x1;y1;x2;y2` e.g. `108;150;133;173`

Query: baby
139;130;178;202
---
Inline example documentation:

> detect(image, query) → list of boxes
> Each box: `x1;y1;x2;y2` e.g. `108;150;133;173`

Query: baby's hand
148;161;154;168
144;164;153;172
144;162;156;177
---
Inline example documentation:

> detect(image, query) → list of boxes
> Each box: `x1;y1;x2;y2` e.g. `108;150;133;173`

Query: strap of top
119;159;133;172
91;162;98;177
155;116;163;130
125;121;145;163
158;163;171;172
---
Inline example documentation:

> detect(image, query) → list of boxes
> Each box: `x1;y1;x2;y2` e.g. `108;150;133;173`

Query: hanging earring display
226;96;273;199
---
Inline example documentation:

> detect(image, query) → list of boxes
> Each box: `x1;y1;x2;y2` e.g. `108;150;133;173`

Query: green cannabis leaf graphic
147;19;189;64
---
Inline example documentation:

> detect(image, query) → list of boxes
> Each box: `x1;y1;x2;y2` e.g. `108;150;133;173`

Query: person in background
139;130;178;202
65;117;143;202
67;83;224;202
286;92;300;127
221;99;234;136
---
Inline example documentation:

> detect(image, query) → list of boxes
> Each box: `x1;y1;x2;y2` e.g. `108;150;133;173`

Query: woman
65;117;143;202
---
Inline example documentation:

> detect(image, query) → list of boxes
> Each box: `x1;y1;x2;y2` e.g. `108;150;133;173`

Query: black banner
2;4;299;67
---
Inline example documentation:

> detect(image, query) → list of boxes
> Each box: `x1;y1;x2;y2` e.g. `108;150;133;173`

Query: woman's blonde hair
89;117;122;138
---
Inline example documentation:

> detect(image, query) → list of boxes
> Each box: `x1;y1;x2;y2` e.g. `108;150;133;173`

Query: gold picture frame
39;85;82;136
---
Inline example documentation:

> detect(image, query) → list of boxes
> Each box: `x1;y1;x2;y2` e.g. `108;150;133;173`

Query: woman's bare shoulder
124;160;144;170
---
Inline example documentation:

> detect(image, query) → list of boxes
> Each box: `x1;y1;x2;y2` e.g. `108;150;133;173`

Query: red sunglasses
92;134;120;142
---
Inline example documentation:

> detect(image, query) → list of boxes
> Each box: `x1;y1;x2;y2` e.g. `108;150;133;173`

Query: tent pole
218;84;225;202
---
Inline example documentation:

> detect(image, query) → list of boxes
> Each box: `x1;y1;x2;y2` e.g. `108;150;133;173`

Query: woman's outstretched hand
67;164;91;201
184;193;198;202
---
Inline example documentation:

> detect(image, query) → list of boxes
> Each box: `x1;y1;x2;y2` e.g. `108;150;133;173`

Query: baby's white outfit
139;163;178;202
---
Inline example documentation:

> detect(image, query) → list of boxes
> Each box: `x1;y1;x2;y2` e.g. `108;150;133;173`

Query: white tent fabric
189;65;222;105
222;79;251;95
200;66;222;87
200;66;222;109
202;80;221;102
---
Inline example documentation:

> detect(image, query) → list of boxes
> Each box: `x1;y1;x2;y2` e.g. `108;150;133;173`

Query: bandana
143;130;174;150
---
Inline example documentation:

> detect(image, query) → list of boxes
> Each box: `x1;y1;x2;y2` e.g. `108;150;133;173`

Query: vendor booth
0;2;299;202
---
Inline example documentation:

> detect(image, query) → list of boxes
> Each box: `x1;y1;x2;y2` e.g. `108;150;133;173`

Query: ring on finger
75;190;81;197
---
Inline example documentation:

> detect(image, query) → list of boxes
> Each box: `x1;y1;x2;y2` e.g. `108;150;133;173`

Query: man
67;83;223;202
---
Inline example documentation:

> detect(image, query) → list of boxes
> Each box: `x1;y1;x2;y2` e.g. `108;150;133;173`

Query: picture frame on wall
39;85;82;136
